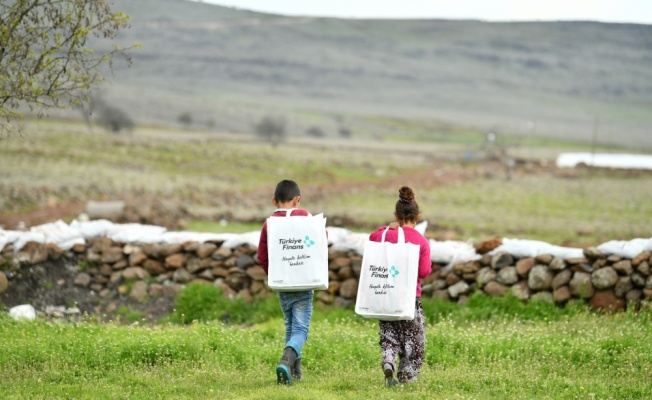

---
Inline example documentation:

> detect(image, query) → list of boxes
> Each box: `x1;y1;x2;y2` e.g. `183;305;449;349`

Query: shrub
169;284;286;325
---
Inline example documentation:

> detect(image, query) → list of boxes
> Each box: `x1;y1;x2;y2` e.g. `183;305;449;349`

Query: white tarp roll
556;153;652;170
0;221;649;263
489;238;584;259
597;238;652;259
430;240;481;267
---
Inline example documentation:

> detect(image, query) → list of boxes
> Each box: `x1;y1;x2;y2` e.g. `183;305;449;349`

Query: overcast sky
195;0;652;25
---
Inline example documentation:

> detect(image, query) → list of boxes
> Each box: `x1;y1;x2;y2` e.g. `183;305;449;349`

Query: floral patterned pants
378;298;426;383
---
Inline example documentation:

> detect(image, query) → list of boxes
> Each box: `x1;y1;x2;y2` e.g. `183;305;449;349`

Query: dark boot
383;363;398;387
276;347;298;385
292;358;302;382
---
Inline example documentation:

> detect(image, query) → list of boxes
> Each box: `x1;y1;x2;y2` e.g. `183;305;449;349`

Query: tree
178;111;192;128
95;99;133;134
0;0;134;135
305;126;325;138
255;116;286;147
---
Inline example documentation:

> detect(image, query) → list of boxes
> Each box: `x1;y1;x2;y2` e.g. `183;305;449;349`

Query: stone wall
1;237;651;311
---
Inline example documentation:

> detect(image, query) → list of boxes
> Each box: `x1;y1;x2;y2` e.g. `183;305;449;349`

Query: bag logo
389;265;400;278
304;235;315;248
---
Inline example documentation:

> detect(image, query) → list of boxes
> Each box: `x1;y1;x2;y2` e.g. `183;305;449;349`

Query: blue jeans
278;290;314;358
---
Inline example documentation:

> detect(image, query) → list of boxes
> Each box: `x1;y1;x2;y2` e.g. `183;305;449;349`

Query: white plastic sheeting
598;238;652;259
430;240;481;266
1;220;650;263
556;153;652;170
488;238;584;259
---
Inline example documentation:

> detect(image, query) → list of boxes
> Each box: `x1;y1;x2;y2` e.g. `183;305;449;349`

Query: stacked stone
422;247;652;310
67;237;271;304
1;238;651;311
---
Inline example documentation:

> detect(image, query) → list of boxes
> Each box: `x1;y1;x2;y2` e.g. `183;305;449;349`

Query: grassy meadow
2;119;651;247
2;121;652;398
1;289;652;399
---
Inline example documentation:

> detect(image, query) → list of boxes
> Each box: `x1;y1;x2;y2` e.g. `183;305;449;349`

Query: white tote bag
267;210;329;291
355;227;420;320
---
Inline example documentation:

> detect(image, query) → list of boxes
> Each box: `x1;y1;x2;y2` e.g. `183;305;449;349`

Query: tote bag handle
380;226;406;244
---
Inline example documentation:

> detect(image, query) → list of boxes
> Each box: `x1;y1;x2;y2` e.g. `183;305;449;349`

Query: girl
368;186;432;386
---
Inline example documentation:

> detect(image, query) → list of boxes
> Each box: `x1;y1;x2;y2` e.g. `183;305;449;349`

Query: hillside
86;0;652;147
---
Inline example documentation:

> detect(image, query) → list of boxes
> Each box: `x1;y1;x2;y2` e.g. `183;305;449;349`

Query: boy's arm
257;220;269;274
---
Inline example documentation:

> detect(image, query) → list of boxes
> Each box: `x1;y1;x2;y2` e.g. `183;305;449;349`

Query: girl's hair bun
398;186;415;203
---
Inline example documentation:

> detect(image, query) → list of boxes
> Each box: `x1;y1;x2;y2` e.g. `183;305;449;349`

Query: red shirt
256;208;310;274
369;226;432;297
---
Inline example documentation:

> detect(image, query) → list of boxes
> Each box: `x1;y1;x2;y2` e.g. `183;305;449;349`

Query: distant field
1;120;651;247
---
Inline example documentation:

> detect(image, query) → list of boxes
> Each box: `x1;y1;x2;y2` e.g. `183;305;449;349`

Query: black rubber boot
276;347;298;385
292;358;302;382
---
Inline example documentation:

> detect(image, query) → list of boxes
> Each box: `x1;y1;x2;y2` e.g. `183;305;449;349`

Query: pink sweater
368;226;432;297
256;208;310;274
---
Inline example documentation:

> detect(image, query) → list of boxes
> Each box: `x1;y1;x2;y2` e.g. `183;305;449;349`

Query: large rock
236;254;255;270
491;252;514;270
615;277;633;298
246;266;267;281
632;251;651;267
553;286;572;303
129;281;149;302
531;291;553;303
612;260;633;276
129;251;147;266
484;281;509;297
212;246;232;260
589;291;625;311
123;267;150;280
101;247;125;264
22;241;49;264
528;265;553;291
569;272;595;298
339;278;358;299
515;257;535;277
165;253;186;269
172;268;193;283
0;271;8;293
583;247;603;259
197;243;218;259
159;244;182;257
497;266;518;285
631;272;646;288
474;237;502;254
143;259;166;275
74;272;92;288
476;267;497;287
591;267;619;290
626;289;642;305
548;257;567;272
330;257;351;270
511;281;530;300
535;254;553;265
448;280;470;299
551;269;572;289
185;256;204;274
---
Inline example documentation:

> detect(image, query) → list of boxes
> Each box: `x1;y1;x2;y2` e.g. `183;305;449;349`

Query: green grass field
1;291;651;399
1;120;651;247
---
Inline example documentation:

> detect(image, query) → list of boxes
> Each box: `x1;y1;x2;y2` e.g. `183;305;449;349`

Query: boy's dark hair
274;180;301;203
395;186;420;223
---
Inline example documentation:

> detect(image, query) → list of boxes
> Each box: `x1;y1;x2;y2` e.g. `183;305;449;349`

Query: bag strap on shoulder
380;226;406;243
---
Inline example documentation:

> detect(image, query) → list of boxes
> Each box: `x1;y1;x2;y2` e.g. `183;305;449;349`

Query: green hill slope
89;0;652;147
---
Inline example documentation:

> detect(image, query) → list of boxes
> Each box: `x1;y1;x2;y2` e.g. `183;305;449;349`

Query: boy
257;179;313;386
